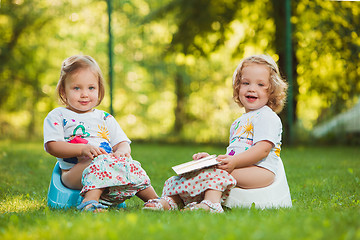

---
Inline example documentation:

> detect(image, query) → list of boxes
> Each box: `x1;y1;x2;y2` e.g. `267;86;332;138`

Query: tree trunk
271;0;298;144
174;72;186;134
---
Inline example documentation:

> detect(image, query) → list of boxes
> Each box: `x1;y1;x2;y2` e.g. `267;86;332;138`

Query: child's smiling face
238;63;270;113
64;68;99;113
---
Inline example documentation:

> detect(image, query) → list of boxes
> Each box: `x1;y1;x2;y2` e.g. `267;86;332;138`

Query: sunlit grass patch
0;195;46;214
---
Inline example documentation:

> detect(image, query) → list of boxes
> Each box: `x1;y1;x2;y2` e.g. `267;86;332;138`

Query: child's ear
60;89;67;103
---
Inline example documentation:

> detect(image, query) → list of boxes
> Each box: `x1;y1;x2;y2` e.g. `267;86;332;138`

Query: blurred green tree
143;0;298;140
295;0;360;130
142;0;360;141
0;0;105;138
0;0;64;137
0;0;359;143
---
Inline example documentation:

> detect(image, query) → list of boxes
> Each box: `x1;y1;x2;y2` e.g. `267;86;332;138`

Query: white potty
224;160;292;209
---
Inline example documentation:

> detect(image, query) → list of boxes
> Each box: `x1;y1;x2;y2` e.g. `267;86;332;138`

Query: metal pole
285;0;294;144
107;0;114;116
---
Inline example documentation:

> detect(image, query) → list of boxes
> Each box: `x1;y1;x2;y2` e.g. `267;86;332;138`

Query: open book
172;155;220;175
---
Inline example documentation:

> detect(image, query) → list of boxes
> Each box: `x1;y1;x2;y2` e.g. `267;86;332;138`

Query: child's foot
143;196;178;211
183;200;224;213
77;200;108;212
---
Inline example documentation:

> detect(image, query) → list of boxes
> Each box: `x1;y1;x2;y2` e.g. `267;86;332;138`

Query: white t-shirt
43;107;131;170
225;106;282;174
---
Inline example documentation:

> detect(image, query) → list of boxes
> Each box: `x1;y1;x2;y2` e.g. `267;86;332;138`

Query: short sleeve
43;108;66;146
252;110;282;146
106;115;131;147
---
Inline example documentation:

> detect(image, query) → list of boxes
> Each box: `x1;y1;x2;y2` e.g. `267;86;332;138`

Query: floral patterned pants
162;167;236;205
80;154;151;204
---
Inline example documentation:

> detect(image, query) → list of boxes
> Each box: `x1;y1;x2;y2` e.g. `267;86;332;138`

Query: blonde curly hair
56;55;105;106
232;54;288;113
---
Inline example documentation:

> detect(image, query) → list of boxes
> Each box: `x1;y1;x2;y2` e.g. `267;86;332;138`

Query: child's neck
66;106;95;114
245;105;267;113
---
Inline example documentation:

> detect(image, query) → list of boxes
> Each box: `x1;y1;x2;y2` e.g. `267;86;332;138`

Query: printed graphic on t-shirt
97;123;110;141
230;116;254;148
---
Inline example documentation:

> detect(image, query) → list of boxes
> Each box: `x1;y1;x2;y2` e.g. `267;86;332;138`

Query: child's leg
136;186;159;202
61;158;92;189
231;166;275;189
82;188;104;203
204;189;222;203
78;188;107;212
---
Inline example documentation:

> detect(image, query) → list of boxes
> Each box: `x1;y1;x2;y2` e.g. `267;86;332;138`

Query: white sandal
183;200;224;213
143;196;178;211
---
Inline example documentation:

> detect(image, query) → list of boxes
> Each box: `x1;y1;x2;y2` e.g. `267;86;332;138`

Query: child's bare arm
111;141;131;158
217;140;273;173
45;141;107;160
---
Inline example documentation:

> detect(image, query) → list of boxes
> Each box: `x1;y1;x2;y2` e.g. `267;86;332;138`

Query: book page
172;155;220;175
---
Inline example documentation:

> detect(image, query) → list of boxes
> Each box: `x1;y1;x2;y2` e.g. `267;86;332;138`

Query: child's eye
74;87;80;90
258;83;265;87
241;82;249;85
89;87;96;90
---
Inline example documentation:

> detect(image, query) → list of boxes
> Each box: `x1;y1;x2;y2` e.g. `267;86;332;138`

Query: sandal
143;196;178;211
183;200;224;213
77;200;108;212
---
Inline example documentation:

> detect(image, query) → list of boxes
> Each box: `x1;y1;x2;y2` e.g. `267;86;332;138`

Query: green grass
0;140;359;240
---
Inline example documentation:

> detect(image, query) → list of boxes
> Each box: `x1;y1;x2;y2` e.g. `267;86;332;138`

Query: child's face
238;63;270;113
63;68;99;113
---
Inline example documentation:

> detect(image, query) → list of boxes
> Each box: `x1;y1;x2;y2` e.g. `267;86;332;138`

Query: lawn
0;140;359;240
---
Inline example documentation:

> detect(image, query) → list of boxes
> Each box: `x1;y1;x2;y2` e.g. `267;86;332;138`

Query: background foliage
0;0;359;144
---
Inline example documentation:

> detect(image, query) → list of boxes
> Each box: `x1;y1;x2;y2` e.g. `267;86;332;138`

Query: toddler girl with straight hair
44;55;158;212
143;54;288;213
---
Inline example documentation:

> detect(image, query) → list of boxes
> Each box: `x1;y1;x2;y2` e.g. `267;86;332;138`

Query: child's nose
248;84;255;91
80;90;88;97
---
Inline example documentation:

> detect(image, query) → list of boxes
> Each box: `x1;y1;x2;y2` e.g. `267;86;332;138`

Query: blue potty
47;162;126;209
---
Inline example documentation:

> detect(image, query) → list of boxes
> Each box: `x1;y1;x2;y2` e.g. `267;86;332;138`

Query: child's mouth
246;96;257;99
246;96;257;102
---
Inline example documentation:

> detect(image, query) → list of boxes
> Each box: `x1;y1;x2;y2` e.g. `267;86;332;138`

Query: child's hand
111;141;131;159
216;155;236;173
80;144;107;160
111;151;131;159
192;152;210;160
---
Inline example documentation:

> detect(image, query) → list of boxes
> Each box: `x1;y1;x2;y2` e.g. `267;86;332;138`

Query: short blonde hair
56;55;105;106
232;54;288;113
